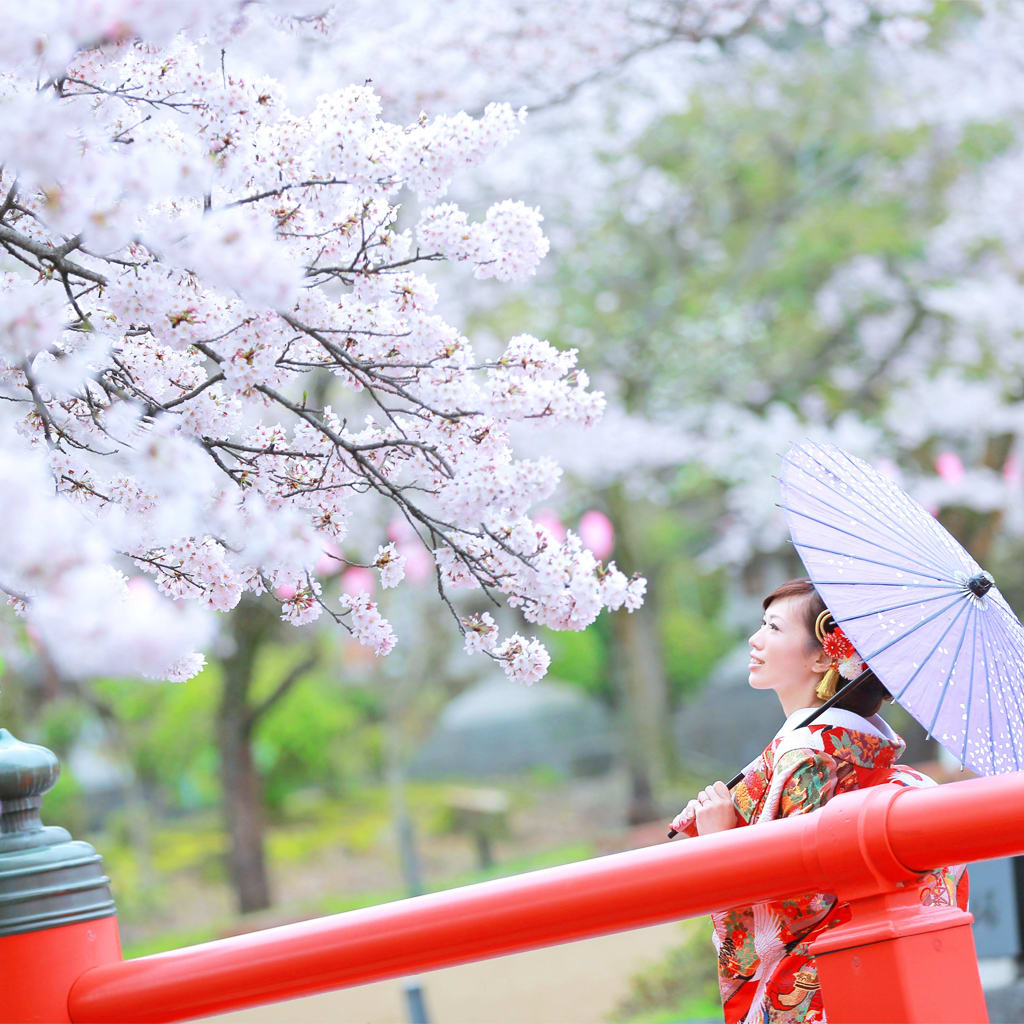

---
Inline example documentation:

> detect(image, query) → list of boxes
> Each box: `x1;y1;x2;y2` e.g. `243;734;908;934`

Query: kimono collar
775;706;898;744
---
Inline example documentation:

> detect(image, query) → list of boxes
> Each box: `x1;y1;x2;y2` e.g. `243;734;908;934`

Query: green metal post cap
0;728;116;936
0;728;65;847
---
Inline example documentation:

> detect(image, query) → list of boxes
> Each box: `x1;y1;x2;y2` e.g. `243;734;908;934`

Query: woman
671;578;968;1024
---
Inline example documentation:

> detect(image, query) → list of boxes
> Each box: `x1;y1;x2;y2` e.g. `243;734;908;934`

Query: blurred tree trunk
218;597;318;914
217;710;267;913
218;599;273;913
607;486;675;825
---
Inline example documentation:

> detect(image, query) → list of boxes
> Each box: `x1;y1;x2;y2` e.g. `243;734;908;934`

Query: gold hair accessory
816;666;839;701
814;609;835;645
815;609;839;699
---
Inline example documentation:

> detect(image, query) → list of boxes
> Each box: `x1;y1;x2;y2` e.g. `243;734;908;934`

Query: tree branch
0;224;107;285
246;649;320;728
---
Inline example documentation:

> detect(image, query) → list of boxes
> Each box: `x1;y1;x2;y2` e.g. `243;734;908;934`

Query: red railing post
0;731;121;1024
2;920;122;1024
813;887;985;1024
797;782;989;1023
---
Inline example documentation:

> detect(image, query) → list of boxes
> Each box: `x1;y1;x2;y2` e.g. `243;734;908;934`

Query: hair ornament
814;609;867;700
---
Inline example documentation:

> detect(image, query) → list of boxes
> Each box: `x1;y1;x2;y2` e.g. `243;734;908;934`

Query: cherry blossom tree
0;1;657;690
2;0;939;690
689;1;1024;581
490;0;1024;576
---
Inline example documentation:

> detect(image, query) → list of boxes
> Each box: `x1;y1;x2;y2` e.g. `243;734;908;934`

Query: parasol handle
667;668;873;838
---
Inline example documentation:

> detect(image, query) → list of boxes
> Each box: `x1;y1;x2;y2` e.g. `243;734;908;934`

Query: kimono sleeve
711;750;840;977
774;748;840;818
730;761;768;825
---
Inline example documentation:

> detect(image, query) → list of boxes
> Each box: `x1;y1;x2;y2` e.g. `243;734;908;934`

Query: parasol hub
966;572;994;598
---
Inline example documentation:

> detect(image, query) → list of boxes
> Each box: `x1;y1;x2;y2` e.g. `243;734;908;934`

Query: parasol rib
960;607;979;766
926;600;974;738
890;599;969;704
778;478;953;578
787;446;958;571
840;590;963;624
980;624;997;774
794;541;954;585
863;593;965;664
831;445;963;569
804;579;960;589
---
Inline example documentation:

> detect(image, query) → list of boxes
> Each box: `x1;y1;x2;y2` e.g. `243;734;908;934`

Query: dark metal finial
0;728;116;935
967;572;994;598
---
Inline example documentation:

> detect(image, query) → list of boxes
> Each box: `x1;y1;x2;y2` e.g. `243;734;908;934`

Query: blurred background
3;1;1024;1020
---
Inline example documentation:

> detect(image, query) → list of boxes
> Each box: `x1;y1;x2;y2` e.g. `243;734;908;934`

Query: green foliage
660;607;733;699
124;922;224;961
436;841;596;889
65;642;386;817
259;687;381;810
43;764;87;837
101;843;165;921
611;918;721;1023
90;672;218;808
544;625;610;700
958;121;1016;165
37;697;89;758
152;828;226;876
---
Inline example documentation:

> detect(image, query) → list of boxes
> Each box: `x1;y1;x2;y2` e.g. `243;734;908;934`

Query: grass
609;918;722;1024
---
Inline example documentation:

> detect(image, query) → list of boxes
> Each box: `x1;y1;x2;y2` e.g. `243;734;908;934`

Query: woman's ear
809;645;832;675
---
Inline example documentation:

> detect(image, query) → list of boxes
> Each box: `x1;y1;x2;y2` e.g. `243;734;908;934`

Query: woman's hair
762;578;891;717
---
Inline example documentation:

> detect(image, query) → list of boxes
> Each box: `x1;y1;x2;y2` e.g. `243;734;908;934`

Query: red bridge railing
9;770;1024;1023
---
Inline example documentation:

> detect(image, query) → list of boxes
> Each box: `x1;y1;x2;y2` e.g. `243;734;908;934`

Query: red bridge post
814;888;985;1024
0;730;121;1023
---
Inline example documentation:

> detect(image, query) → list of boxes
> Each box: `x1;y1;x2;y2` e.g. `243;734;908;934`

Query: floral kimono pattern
676;708;969;1024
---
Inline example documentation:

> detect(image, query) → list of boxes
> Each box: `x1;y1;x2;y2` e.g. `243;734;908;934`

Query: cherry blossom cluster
0;3;655;686
280;0;939;124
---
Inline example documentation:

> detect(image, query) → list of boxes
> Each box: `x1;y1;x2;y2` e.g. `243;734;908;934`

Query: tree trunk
217;699;269;913
217;600;277;914
607;486;675;826
611;601;673;824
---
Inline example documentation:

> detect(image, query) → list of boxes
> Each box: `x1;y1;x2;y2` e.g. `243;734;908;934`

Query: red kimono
676;708;969;1024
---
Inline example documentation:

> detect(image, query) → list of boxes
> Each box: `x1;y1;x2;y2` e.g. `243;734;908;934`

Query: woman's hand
690;781;739;835
670;780;741;837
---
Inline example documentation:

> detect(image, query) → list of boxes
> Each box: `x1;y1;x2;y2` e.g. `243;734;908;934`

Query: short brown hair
762;578;890;718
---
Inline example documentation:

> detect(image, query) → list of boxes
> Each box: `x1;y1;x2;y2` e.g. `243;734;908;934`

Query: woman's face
748;594;828;710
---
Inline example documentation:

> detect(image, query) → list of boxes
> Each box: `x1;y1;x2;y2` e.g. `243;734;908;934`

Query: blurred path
202;920;692;1024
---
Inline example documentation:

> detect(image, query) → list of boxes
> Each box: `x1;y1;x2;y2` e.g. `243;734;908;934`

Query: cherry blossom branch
224;178;374;208
60;77;205;113
0;224;107;285
161;372;226;410
20;361;56;446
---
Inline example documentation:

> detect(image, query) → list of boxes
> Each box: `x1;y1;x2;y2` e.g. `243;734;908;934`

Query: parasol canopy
779;440;1024;777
